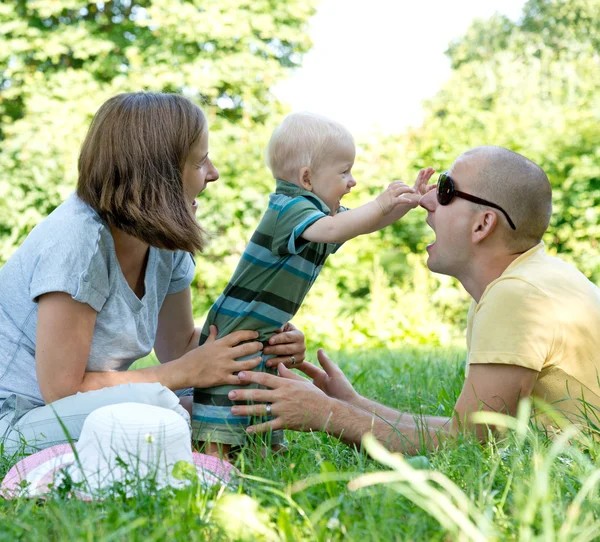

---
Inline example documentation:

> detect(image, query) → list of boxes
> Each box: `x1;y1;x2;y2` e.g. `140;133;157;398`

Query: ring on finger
265;403;272;416
290;356;296;366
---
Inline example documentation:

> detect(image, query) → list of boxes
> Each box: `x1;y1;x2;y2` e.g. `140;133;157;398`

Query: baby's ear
298;167;312;191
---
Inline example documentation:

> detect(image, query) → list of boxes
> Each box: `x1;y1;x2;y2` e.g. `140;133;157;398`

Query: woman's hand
263;322;307;369
295;349;360;404
172;325;263;389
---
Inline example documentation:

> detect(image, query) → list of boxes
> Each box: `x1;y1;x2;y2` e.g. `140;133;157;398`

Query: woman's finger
266;330;298;346
231;340;263;358
234;356;263;372
263;342;301;356
222;329;260;346
204;325;218;344
265;352;305;368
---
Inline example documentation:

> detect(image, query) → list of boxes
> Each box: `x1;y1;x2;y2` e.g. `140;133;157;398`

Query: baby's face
310;143;356;215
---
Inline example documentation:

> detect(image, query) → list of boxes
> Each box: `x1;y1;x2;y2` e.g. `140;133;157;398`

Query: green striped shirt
199;180;346;344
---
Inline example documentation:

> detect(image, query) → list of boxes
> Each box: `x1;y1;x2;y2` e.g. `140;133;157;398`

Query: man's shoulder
500;246;597;299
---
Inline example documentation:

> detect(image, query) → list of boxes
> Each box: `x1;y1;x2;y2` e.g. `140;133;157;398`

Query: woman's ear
472;210;498;244
298;167;312;191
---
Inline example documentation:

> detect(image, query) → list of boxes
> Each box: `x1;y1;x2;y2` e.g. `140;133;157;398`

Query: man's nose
419;188;436;211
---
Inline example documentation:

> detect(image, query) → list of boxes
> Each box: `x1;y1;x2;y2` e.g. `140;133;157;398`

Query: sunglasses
437;172;516;230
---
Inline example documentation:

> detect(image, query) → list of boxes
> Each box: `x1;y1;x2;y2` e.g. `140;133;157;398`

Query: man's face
419;155;481;278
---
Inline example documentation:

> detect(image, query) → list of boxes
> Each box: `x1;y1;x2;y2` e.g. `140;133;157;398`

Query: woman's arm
36;292;264;403
154;287;200;363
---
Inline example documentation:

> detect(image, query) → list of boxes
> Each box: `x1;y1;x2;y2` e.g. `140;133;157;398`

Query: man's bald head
452;146;552;252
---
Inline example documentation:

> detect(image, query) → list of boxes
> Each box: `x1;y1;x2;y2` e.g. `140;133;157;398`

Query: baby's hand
413;167;436;196
375;181;416;215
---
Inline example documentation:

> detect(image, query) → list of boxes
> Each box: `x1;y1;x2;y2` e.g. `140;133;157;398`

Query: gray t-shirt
0;193;196;406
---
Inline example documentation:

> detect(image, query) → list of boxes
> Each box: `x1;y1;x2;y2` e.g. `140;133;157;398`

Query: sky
274;0;527;136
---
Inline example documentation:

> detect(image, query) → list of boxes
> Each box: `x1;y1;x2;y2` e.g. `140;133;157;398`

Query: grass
1;348;600;541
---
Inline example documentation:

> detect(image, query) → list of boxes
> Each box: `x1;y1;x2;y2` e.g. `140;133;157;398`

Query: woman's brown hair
77;92;207;253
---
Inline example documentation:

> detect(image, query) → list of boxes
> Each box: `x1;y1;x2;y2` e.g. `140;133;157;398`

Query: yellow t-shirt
466;243;600;425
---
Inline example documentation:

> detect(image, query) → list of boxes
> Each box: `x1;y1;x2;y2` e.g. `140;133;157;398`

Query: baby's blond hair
266;112;354;182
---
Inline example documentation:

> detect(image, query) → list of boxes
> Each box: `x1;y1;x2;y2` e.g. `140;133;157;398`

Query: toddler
192;112;433;457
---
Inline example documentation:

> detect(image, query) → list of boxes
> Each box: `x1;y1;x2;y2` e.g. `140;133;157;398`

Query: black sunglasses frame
437;172;516;230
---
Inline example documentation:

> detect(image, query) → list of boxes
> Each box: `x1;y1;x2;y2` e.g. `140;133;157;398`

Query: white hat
1;403;234;499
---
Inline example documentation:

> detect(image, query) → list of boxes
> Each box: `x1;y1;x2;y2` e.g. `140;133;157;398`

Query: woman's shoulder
25;193;107;252
9;193;113;283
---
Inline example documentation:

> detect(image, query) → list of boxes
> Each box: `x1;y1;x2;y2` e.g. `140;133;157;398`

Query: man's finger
317;348;342;376
237;370;280;388
228;388;272;403
247;419;283;434
230;403;271;417
278;363;308;382
296;361;327;380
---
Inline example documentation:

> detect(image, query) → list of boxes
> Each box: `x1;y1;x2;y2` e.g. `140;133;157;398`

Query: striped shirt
199;179;346;344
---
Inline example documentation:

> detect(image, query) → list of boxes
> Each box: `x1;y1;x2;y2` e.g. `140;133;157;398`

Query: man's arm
453;363;538;438
228;357;539;454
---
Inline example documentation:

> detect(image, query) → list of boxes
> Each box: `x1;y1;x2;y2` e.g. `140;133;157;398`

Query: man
227;146;600;453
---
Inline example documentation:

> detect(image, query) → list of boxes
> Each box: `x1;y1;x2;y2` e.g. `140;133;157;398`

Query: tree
0;0;316;261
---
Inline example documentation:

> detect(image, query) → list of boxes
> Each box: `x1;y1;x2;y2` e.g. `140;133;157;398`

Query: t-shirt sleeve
29;233;110;313
468;278;557;372
271;197;328;256
167;251;196;294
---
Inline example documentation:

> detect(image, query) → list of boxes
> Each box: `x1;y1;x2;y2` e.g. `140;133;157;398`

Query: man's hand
228;365;337;434
295;349;360;404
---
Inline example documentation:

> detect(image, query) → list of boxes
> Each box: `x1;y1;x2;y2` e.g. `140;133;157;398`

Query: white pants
0;383;191;456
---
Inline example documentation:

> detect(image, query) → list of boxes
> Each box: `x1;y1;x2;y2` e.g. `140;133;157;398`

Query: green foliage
0;0;316;259
403;0;600;283
1;0;599;350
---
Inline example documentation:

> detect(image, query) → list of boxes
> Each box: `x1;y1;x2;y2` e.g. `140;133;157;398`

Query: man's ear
472;210;498;244
298;167;312;191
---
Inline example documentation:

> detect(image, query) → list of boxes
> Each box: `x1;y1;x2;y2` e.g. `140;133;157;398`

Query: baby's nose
348;177;357;188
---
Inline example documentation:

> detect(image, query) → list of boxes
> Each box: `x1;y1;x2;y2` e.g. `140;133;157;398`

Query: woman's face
182;130;220;212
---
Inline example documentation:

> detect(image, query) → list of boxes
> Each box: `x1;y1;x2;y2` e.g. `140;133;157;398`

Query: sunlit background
0;0;598;351
275;0;526;135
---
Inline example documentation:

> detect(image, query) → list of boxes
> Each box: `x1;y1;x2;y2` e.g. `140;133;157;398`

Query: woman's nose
207;160;219;183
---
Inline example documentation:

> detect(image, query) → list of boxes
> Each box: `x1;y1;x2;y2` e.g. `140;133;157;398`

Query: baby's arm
301;168;435;244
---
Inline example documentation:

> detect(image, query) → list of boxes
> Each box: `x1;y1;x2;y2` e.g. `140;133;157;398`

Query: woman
0;92;305;454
